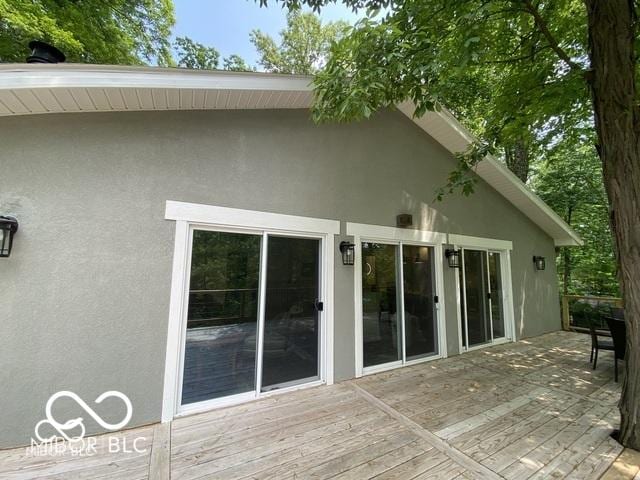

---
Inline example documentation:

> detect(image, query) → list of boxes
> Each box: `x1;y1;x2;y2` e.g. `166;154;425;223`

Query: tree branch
520;0;584;72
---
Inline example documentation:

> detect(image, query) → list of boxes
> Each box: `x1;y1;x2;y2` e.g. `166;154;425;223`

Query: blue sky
172;0;359;67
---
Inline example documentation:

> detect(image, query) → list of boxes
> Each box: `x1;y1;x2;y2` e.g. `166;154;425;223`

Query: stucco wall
0;109;560;448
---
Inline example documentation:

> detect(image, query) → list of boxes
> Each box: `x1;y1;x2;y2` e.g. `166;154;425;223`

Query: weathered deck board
0;331;632;480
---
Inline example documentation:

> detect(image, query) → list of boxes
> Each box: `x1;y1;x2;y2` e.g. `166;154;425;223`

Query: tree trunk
504;138;531;183
585;0;640;449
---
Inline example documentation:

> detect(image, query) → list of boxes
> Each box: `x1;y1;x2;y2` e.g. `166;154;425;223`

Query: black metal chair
605;317;626;382
611;307;625;320
589;320;614;370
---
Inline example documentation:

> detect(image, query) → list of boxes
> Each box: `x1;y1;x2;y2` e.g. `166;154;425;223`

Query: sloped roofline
0;64;581;246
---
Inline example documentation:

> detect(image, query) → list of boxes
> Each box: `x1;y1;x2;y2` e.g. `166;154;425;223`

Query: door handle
315;300;324;312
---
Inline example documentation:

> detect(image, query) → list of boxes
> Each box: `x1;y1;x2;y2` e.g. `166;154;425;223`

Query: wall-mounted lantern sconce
533;256;546;271
339;241;355;266
445;249;461;268
0;216;19;258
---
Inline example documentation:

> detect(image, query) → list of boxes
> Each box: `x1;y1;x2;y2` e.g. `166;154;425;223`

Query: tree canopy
251;11;349;74
533;141;618;296
0;0;175;65
260;0;617;299
174;36;220;70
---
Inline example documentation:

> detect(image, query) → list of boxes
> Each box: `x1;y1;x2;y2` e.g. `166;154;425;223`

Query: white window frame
347;222;448;378
162;200;339;421
449;233;516;354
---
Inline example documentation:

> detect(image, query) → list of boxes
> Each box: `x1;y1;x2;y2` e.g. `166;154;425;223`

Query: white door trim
347;222;447;378
162;201;337;422
348;222;446;245
166;200;340;235
448;233;513;251
161;219;190;422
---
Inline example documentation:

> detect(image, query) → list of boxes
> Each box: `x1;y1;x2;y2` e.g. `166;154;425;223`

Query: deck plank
0;331;630;480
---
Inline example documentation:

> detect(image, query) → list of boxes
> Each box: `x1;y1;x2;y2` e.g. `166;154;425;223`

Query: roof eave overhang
0;64;582;247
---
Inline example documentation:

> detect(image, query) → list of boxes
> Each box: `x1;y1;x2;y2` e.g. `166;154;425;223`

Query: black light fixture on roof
26;40;66;64
533;256;546;271
339;241;355;266
445;249;461;268
0;216;19;258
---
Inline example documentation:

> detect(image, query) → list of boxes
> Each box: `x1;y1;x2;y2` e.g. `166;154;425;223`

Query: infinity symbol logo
34;391;133;443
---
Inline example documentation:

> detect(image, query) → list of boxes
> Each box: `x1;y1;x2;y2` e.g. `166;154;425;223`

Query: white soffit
0;64;580;246
0;64;314;114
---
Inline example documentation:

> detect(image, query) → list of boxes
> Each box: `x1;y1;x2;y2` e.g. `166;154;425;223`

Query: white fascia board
448;234;513;251
346;222;446;244
0;64;314;92
398;102;582;247
165;200;340;235
479;155;583;247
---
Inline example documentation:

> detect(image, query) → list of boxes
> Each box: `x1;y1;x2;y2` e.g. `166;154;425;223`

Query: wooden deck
2;331;636;479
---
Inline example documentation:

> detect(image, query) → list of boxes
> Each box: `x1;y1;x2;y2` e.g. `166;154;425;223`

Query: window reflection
489;252;505;338
460;249;492;347
403;245;438;359
182;230;261;405
362;243;401;367
261;236;320;390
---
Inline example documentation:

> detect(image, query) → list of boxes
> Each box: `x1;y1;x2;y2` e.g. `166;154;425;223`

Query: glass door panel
362;243;401;368
459;267;468;348
261;236;320;391
402;245;438;359
182;230;261;405
461;249;491;347
488;252;505;339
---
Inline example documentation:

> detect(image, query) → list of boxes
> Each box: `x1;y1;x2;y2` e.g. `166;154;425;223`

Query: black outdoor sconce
0;216;19;258
533;256;546;271
339;241;355;266
445;249;461;268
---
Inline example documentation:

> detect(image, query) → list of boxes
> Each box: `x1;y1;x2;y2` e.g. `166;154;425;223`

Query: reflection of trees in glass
188;231;261;324
362;243;397;314
265;236;319;318
402;245;437;358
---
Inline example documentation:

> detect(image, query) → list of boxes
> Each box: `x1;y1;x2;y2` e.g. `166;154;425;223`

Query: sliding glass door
459;249;506;349
403;245;438;360
362;243;401;368
181;229;322;407
182;230;261;404
361;241;440;371
262;236;320;391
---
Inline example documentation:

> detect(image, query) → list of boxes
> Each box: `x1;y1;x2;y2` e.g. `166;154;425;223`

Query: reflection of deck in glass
181;311;319;404
182;322;256;405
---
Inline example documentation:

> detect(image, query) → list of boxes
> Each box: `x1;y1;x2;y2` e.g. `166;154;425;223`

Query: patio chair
589;320;614;370
605;317;626;382
611;307;625;320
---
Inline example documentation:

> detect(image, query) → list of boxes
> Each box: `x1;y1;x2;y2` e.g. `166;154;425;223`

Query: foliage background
0;0;619;297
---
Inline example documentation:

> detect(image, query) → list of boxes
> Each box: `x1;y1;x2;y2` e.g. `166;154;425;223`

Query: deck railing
561;294;623;332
